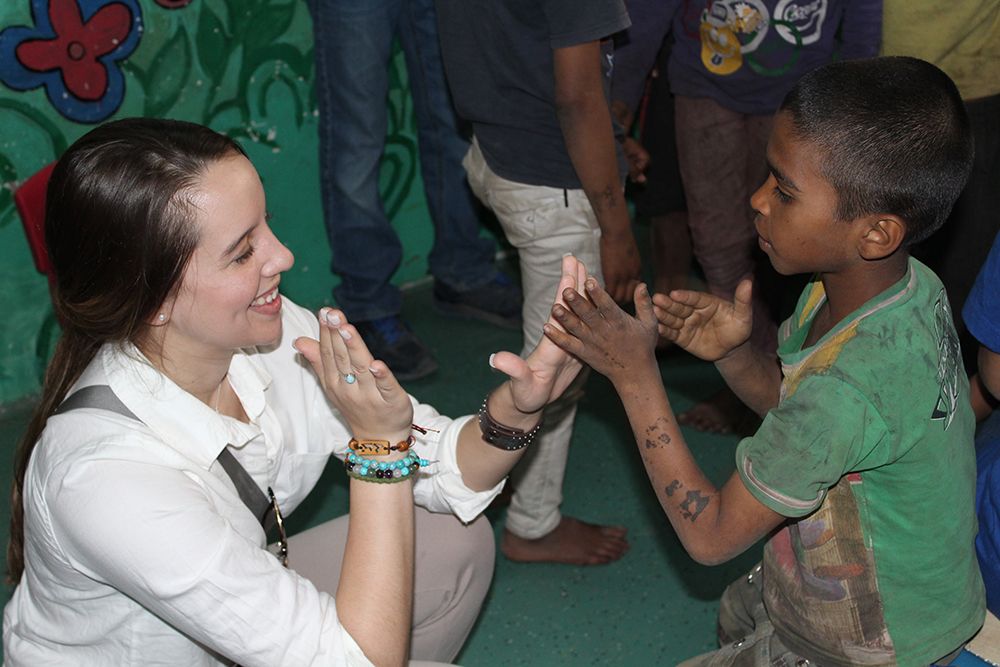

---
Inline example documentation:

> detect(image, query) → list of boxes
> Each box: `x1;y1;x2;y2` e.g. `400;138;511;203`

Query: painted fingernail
585;279;597;290
327;311;342;326
488;353;496;369
338;328;352;340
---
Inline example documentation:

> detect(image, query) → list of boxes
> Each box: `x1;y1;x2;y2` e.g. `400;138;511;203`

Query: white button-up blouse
3;298;502;666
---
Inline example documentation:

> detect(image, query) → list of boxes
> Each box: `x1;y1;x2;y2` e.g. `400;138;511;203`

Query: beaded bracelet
344;450;430;484
477;397;543;451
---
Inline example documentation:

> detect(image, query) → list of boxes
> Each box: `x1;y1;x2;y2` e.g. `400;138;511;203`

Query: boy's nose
750;175;772;215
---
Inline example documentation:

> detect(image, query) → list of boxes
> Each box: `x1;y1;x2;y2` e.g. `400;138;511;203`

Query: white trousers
463;139;603;539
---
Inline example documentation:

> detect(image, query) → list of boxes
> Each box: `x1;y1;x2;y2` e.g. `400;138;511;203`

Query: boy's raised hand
543;278;659;386
652;278;753;362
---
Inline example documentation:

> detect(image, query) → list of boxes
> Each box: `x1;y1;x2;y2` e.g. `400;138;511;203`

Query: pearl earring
157;314;166;323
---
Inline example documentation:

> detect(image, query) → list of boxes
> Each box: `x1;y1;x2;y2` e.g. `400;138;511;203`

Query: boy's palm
653;279;753;362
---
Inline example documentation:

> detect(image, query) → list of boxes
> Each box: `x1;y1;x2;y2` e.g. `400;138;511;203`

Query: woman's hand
544;279;659;387
489;255;587;418
294;309;413;441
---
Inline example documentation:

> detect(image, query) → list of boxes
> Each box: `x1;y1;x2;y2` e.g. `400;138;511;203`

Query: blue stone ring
344;373;357;385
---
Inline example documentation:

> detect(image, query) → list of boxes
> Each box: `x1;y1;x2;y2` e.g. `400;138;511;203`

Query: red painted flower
16;0;132;101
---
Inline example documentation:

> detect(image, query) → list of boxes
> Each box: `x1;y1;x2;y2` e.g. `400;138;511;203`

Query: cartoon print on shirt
931;289;961;429
699;0;771;74
696;0;832;76
774;0;829;46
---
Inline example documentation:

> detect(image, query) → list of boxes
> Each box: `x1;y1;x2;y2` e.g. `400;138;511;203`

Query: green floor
0;279;763;666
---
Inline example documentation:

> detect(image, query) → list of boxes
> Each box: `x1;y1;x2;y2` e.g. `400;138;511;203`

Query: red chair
14;161;57;292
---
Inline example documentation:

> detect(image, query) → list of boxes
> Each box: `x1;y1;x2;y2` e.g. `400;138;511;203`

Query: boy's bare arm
546;281;785;564
714;342;782;416
552;40;641;304
653;279;782;414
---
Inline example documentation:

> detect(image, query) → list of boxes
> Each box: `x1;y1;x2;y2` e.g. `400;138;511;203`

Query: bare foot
678;387;760;436
501;516;629;565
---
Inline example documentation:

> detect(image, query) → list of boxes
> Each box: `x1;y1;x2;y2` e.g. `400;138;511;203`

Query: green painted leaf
244;0;296;54
257;73;303;128
144;26;193;118
0;99;68;154
196;4;229;84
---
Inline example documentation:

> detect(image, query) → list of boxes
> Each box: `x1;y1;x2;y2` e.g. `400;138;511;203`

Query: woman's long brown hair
8;118;244;583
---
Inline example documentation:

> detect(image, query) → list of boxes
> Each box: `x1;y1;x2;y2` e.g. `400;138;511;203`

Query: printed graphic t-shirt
737;258;984;666
668;0;882;115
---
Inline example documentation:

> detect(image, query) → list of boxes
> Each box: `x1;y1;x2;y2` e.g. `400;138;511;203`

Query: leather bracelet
477;397;543;451
349;435;414;457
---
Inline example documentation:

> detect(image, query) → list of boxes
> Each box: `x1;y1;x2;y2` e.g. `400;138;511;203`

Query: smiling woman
2;117;588;666
148;152;295;389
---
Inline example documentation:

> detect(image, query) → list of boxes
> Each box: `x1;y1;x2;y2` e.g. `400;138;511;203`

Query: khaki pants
288;507;495;664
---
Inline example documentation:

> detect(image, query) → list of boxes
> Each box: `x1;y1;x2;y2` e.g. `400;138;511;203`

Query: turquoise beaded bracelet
344;450;431;484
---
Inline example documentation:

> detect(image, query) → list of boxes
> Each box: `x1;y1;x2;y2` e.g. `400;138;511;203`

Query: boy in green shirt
544;56;985;665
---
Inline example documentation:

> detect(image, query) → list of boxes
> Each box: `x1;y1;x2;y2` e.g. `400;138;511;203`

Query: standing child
545;56;984;665
434;0;637;565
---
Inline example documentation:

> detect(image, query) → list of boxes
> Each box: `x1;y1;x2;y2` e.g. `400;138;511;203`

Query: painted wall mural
1;0;143;123
0;0;430;403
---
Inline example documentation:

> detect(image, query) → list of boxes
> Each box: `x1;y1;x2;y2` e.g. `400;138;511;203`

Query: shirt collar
100;343;273;469
778;259;919;384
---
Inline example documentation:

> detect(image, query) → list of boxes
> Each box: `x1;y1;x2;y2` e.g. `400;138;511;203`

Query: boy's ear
857;215;906;261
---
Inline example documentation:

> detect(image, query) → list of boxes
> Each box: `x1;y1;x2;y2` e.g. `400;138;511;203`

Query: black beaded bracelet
477;397;543;451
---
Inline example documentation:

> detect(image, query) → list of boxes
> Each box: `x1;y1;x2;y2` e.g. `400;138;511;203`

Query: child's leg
461;139;629;565
671;97;775;434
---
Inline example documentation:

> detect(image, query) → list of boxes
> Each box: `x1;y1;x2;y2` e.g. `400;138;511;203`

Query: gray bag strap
55;385;275;532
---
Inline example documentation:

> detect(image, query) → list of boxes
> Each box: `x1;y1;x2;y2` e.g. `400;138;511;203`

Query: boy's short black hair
780;56;973;245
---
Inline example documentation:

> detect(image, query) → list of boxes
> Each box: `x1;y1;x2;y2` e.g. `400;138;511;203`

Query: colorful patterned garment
737;258;985;665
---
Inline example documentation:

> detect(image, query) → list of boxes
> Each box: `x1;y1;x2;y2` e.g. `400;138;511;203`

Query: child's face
750;112;858;276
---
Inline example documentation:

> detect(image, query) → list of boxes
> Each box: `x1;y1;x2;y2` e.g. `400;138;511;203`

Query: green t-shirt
736;258;985;666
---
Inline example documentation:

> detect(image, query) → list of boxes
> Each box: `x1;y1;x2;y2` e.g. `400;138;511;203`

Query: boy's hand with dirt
652;279;754;362
543;279;659;388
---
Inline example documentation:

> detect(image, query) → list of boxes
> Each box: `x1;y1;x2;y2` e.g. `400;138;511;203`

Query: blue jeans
308;0;498;321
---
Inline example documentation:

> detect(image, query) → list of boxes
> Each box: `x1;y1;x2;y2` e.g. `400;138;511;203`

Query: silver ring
344;373;357;384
